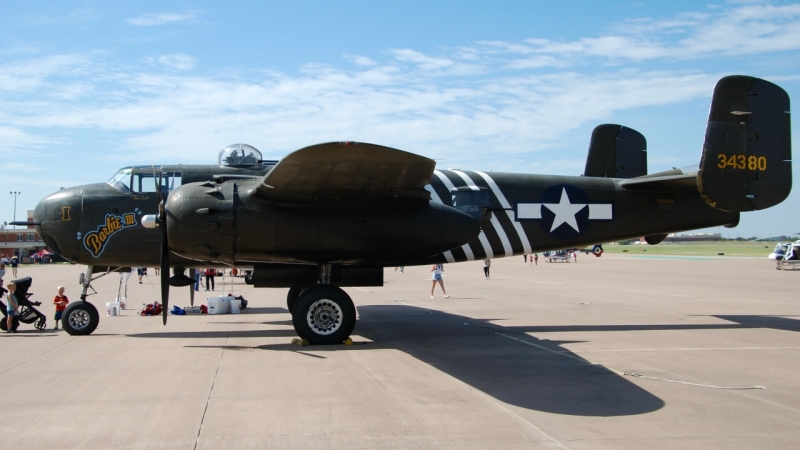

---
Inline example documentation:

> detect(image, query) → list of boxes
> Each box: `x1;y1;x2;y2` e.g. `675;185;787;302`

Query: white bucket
230;299;241;314
106;302;119;316
116;297;127;310
207;297;231;315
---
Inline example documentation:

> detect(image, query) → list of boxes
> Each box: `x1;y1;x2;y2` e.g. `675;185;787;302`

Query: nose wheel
291;285;356;345
62;301;99;335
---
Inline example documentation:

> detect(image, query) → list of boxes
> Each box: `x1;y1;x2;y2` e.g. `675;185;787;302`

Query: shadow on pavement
172;304;667;417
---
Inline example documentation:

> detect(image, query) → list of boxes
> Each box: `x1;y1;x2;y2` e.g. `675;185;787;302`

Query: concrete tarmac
1;254;799;449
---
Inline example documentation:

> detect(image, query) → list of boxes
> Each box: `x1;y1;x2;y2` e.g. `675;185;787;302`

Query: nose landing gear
62;265;123;336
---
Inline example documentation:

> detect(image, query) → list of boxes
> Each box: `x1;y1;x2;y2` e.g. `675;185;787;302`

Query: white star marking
542;188;587;233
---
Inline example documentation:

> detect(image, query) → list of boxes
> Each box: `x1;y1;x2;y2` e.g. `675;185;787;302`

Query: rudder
698;76;791;212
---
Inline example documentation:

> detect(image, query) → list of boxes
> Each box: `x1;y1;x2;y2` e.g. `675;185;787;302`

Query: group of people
135;267;229;291
522;254;539;265
1;276;69;332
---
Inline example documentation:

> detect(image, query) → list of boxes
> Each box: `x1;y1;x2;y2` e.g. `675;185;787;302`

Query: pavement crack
194;324;231;450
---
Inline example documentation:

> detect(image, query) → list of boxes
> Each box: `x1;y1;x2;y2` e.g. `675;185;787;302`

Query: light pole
9;191;20;229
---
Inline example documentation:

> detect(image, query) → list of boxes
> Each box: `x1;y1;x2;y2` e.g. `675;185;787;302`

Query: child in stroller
1;277;47;332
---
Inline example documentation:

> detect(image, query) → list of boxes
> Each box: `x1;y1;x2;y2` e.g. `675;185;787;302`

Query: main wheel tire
62;302;99;336
287;287;304;313
292;285;356;345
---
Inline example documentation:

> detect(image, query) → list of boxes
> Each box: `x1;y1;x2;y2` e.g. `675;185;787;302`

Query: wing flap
257;142;436;203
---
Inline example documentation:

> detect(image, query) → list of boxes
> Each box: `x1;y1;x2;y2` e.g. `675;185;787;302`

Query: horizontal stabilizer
256;142;436;204
620;172;697;193
698;76;792;212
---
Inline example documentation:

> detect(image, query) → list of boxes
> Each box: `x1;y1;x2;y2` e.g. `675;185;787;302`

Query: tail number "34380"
717;154;767;171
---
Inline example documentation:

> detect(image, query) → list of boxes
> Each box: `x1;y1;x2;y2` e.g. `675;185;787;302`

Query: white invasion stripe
518;203;542;219
475;171;532;254
451;170;481;191
427;185;473;261
478;231;494;259
461;243;475;260
488;214;513;256
443;250;455;263
589;204;613;219
425;185;443;204
434;170;458;197
474;171;511;208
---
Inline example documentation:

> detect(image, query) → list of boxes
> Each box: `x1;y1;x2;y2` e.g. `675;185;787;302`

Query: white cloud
127;12;196;26
465;3;800;66
0;2;794;172
343;54;377;67
157;54;196;70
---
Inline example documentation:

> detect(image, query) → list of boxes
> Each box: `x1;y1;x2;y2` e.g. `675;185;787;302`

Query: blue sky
1;0;799;238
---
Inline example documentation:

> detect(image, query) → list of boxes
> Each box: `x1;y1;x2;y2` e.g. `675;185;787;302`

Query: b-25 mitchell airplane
23;76;792;344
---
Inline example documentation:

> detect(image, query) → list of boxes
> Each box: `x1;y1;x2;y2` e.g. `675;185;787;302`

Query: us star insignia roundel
515;185;612;240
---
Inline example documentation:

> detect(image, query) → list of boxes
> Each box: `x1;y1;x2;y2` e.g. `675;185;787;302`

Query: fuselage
33;164;738;268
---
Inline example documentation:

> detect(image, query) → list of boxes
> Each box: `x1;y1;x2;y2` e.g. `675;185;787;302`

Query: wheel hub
306;299;343;335
68;309;91;331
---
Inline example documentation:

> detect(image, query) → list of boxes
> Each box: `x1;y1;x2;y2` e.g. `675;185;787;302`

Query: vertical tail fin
698;76;791;212
584;124;647;179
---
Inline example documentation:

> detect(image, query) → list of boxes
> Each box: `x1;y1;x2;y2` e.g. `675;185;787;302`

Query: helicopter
19;75;792;345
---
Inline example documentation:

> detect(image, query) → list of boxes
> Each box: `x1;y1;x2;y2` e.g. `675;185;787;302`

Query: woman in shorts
430;264;450;299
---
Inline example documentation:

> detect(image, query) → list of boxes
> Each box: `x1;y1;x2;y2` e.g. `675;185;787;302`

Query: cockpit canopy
218;144;262;167
107;166;181;194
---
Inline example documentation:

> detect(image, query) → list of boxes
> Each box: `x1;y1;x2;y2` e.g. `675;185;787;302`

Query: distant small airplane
18;75;792;345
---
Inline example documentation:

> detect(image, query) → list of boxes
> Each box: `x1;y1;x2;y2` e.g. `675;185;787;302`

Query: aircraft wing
256;142;436;204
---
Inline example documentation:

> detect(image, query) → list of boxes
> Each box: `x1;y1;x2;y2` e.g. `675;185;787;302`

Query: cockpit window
218;144;262;167
130;167;182;194
107;168;132;193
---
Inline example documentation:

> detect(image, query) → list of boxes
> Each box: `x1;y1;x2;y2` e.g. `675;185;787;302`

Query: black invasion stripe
449;246;467;263
466;240;487;260
477;219;506;258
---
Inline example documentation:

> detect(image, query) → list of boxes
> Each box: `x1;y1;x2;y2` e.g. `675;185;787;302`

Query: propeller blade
189;268;196;307
160;226;170;325
152;164;171;325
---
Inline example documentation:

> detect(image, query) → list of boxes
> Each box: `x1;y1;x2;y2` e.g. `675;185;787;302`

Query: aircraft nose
34;187;83;259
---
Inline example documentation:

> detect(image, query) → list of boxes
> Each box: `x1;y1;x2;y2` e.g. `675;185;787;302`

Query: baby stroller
1;277;47;331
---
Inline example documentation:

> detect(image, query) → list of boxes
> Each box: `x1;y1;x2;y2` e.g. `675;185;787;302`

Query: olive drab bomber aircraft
20;75;792;345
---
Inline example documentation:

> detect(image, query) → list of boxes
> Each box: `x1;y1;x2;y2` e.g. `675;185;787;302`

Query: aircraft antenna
489;151;507;172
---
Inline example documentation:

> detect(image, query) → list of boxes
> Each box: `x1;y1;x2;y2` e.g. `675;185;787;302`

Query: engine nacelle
166;181;480;265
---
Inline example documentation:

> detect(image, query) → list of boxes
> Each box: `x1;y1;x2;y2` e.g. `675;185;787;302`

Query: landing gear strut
62;265;118;336
289;264;357;345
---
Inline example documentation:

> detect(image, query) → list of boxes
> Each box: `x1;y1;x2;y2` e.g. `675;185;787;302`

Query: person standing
430;264;450;299
0;263;5;283
5;281;18;333
523;254;527;263
204;268;216;291
10;256;18;278
533;253;538;266
483;259;491;280
136;267;145;284
53;286;69;330
194;270;202;291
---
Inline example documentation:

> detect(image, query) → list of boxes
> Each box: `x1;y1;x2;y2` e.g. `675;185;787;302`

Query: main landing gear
288;264;357;345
